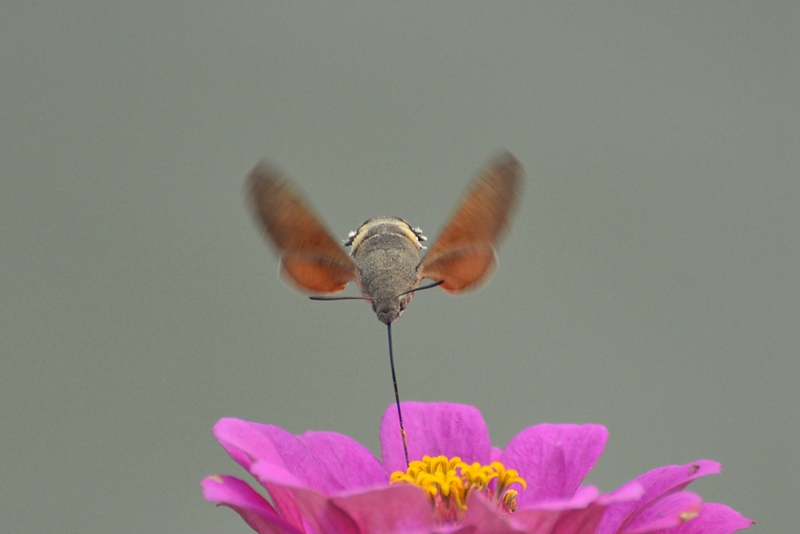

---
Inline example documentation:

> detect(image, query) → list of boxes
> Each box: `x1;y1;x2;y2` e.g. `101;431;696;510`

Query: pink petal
491;446;504;462
201;475;302;534
457;492;527;534
501;424;608;506
275;486;360;534
513;498;617;534
330;484;439;533
596;481;646;506
525;486;600;512
511;484;641;534
623;491;702;533
297;430;387;490
380;402;491;473
528;505;608;534
244;481;438;534
634;460;721;499
247;460;352;529
212;419;323;525
213;418;384;495
212;418;307;477
214;418;387;527
250;462;436;532
654;503;755;534
212;417;284;470
250;461;307;487
597;461;721;534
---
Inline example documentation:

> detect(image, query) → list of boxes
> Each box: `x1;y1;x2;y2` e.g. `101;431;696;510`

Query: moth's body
348;217;424;324
247;151;523;324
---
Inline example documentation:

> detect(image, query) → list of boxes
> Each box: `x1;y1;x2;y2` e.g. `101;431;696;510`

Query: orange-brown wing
247;161;359;293
418;151;523;293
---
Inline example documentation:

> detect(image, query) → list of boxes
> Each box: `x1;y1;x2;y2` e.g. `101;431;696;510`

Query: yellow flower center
390;456;527;523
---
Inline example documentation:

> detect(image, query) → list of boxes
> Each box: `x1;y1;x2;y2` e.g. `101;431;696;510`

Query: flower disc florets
390;455;526;522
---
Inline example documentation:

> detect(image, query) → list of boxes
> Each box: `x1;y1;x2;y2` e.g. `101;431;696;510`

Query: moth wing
247;161;359;293
418;151;523;293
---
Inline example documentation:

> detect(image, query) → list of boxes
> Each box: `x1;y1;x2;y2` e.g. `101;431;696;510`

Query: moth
247;151;523;464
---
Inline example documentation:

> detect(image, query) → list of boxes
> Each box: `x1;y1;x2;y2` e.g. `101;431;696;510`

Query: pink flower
202;402;753;533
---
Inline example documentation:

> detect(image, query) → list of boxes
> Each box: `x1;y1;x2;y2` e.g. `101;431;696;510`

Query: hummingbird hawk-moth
247;151;523;464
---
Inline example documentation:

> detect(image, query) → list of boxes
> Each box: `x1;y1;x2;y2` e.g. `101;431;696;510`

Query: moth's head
344;216;427;255
371;292;415;325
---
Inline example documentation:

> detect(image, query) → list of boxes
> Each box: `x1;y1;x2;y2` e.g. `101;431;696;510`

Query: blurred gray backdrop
1;2;796;533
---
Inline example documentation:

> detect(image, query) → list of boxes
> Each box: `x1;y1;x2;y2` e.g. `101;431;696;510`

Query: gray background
2;3;796;533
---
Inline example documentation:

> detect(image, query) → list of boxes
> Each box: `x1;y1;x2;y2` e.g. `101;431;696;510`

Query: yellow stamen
390;455;526;522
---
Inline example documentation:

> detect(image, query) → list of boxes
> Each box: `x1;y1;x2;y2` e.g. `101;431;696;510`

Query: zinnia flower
202;402;753;533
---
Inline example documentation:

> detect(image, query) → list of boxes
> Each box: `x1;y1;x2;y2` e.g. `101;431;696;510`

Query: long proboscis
387;322;409;467
308;279;444;467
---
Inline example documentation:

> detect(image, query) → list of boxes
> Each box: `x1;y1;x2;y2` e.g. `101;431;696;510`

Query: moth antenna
311;281;442;301
308;295;372;301
387;323;410;467
396;280;444;298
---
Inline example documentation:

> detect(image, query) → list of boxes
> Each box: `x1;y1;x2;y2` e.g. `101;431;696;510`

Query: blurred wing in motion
418;151;523;293
247;162;359;293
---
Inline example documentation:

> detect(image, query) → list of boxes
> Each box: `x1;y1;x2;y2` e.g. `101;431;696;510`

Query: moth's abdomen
350;217;423;324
